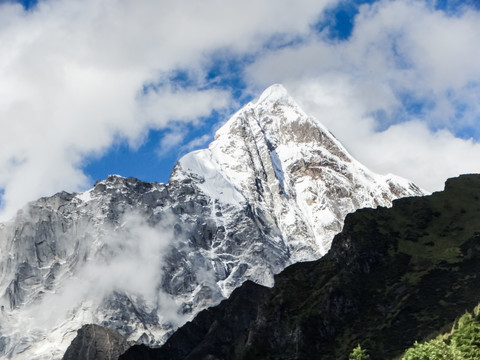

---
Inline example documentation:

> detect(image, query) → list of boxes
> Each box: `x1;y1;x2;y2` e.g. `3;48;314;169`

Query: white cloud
245;0;480;191
157;130;213;160
357;122;480;192
0;0;336;220
157;131;185;157
182;134;212;153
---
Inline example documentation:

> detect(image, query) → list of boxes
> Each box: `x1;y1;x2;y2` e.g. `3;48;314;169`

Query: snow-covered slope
0;84;424;359
175;84;422;258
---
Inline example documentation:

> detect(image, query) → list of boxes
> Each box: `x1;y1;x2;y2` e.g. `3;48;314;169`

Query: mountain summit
175;84;422;258
0;85;423;359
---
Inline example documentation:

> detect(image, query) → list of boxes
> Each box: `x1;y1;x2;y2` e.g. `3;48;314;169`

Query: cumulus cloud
0;0;336;220
245;0;480;191
157;130;212;160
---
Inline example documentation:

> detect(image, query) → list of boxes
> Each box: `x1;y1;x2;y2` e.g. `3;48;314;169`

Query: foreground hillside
121;174;480;359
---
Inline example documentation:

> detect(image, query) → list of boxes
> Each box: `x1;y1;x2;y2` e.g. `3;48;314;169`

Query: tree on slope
349;344;371;360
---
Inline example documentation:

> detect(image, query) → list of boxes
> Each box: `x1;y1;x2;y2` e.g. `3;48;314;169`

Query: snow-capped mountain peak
0;84;424;359
176;84;421;257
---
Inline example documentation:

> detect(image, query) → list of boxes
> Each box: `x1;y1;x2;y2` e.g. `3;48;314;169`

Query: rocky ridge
0;85;423;359
62;325;131;360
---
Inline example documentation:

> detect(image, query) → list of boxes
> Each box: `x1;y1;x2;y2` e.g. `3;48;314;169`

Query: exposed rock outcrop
62;324;131;360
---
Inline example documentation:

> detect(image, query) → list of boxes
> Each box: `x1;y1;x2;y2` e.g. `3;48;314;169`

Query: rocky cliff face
121;174;480;360
62;325;131;360
0;85;423;359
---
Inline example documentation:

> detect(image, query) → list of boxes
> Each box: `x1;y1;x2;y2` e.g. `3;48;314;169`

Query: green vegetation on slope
403;303;480;360
349;345;371;360
350;303;480;360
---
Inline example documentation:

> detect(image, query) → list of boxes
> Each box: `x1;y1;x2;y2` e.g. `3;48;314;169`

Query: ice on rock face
0;84;424;360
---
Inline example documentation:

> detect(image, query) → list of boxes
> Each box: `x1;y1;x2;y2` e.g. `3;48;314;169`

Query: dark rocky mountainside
120;174;480;360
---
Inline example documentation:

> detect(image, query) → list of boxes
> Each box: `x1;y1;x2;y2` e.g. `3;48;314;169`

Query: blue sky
0;0;480;219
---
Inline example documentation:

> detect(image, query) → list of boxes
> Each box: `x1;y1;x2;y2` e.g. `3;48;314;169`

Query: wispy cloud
1;210;188;356
157;131;212;160
22;212;176;326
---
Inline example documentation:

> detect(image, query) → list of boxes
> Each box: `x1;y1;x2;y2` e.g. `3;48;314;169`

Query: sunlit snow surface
178;150;245;206
177;84;423;258
0;85;424;359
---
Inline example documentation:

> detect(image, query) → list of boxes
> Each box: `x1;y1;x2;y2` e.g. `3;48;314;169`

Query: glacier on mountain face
0;84;424;359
